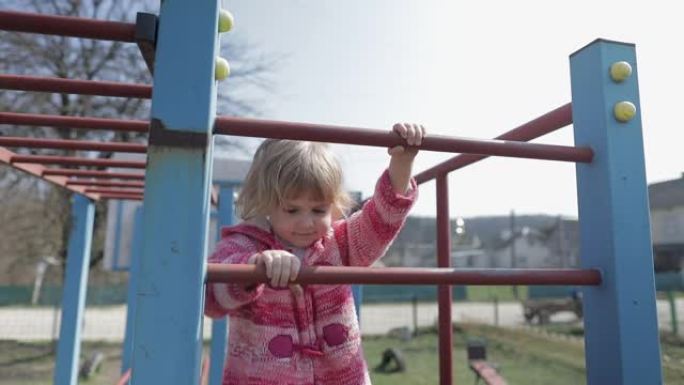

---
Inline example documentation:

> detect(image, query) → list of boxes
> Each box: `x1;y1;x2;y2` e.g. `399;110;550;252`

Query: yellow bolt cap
215;57;230;81
614;101;636;122
610;61;632;82
218;10;234;33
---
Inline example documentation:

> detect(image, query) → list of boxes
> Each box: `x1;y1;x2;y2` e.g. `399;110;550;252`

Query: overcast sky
219;0;683;218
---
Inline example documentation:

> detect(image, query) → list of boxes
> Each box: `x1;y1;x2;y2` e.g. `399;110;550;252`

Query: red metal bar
0;137;147;153
214;116;592;163
0;147;98;199
0;10;136;42
97;192;143;201
0;112;148;133
416;103;573;184
11;154;146;169
115;368;132;385
0;75;152;98
436;175;452;385
66;179;144;188
85;187;144;195
200;354;210;385
206;265;603;286
43;169;145;180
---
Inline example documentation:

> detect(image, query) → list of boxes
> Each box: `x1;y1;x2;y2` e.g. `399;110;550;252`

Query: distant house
384;217;439;267
384;217;487;267
451;248;488;268
489;218;579;268
649;173;684;271
385;215;579;269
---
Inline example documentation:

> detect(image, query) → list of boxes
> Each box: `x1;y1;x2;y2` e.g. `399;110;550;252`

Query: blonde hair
236;139;353;219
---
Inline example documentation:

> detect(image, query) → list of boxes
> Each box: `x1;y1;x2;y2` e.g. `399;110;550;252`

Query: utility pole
510;210;519;299
557;215;566;268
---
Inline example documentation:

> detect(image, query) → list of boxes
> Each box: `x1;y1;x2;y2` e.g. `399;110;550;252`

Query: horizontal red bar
97;192;143;201
0;75;151;98
85;187;144;194
0;137;146;153
11;154;146;169
43;169;145;180
0;148;98;200
415;104;574;184
0;112;148;133
66;179;145;188
206;264;602;286
214;116;592;163
0;10;136;42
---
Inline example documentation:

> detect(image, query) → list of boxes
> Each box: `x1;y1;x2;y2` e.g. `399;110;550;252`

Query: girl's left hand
388;123;426;159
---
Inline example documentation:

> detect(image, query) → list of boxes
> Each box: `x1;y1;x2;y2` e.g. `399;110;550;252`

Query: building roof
212;157;251;184
112;153;251;184
649;173;684;210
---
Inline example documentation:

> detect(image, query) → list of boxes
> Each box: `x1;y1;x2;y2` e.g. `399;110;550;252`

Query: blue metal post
54;194;95;385
570;39;662;384
351;285;363;323
112;200;124;270
130;1;220;384
121;206;143;374
208;184;236;385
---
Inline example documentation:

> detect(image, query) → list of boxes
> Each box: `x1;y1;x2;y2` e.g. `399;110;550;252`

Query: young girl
205;123;425;385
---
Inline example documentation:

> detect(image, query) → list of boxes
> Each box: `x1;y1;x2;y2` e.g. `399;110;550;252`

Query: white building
649;173;684;271
489;219;579;269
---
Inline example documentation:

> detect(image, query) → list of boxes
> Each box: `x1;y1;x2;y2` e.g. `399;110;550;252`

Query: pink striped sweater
205;170;417;385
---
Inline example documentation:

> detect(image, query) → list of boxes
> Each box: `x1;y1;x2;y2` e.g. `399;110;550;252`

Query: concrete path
0;299;682;341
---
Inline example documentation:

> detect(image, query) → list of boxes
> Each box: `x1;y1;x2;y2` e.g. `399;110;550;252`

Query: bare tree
0;0;274;282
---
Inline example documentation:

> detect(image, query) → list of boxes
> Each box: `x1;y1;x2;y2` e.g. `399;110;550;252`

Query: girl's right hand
247;250;301;288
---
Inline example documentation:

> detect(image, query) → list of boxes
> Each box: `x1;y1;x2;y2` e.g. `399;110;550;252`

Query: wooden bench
467;339;507;385
469;360;508;385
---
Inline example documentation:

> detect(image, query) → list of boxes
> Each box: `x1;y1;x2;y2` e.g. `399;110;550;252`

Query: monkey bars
0;74;151;98
206;264;602;286
0;10;137;42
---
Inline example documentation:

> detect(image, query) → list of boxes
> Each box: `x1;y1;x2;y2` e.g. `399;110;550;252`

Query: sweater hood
220;221;282;249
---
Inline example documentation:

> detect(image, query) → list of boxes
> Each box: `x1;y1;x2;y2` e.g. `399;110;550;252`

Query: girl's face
268;193;333;248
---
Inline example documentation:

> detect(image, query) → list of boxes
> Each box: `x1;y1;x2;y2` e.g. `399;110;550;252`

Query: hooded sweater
205;170;417;385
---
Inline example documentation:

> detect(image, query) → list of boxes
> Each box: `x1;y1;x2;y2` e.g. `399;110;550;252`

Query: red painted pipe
0;148;97;200
214;116;592;163
0;137;146;153
0;10;136;42
115;368;132;385
97;192;143;201
436;175;452;385
416;103;573;184
206;264;603;286
66;179;144;188
43;169;145;180
11;155;146;168
0;75;152;98
85;187;144;194
0;112;148;133
200;354;210;385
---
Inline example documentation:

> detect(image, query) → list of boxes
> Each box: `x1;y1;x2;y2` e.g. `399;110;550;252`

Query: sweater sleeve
333;169;418;267
204;235;265;318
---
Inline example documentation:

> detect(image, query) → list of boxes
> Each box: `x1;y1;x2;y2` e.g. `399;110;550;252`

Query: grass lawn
465;285;528;302
365;323;584;385
1;323;682;385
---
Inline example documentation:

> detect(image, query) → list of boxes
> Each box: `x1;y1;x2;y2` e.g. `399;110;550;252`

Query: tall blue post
570;39;662;384
208;183;236;385
121;206;143;374
351;285;362;323
130;1;220;384
54;194;95;385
